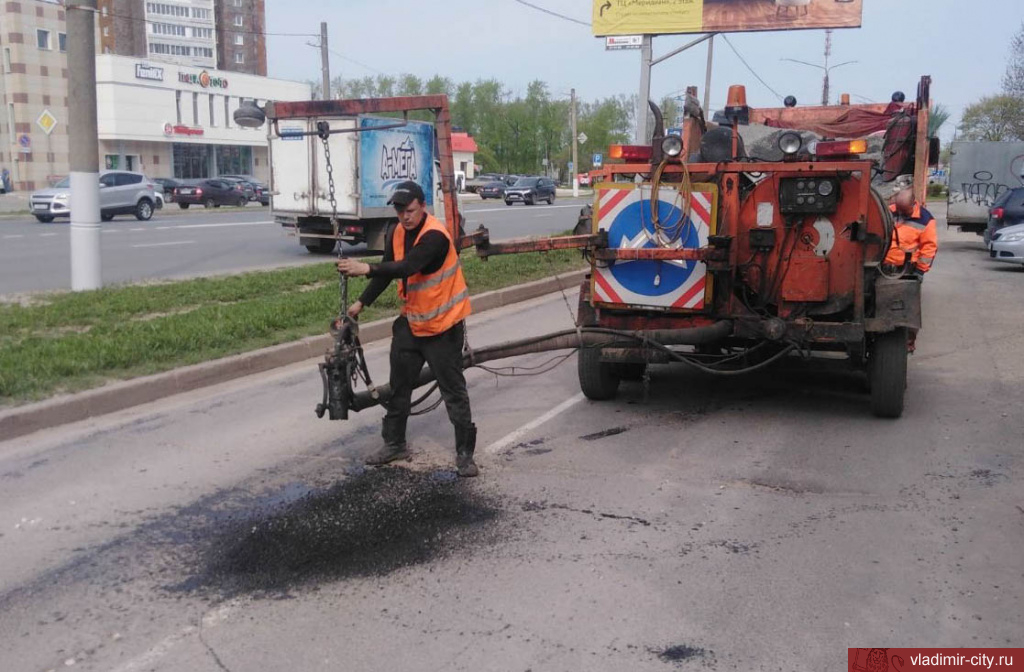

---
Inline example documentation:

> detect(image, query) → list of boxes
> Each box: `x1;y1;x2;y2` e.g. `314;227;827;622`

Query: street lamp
780;57;858;106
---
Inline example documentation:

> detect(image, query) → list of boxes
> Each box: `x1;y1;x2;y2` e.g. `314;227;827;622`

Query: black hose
351;321;734;411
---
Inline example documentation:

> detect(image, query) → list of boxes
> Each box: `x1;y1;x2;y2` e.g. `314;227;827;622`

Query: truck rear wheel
868;327;908;418
578;346;620;400
305;238;336;254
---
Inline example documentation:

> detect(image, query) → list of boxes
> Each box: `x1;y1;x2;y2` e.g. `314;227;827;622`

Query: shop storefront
96;55;310;182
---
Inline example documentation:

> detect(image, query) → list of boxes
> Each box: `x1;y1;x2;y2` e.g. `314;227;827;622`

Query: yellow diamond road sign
37;109;58;135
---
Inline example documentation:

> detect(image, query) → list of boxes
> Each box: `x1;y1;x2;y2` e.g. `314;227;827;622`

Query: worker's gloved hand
911;268;925;282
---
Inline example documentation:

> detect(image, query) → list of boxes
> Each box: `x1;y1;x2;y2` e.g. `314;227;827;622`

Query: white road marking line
467;204;583;214
102;229;120;234
156;220;274;230
2;234;25;239
39;232;57;237
484;391;585;455
131;240;196;248
130;227;145;231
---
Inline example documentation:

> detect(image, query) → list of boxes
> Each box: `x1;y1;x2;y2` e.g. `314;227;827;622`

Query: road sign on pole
593;153;603;168
577;131;588;145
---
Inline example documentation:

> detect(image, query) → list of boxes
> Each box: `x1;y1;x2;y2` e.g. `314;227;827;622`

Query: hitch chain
315;121;376;420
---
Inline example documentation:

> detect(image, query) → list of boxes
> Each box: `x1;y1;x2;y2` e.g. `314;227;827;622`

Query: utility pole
320;22;330;100
67;0;101;290
571;88;579;198
703;35;715;115
637;35;653;144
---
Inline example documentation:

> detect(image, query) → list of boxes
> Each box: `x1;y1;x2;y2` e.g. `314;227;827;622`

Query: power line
101;9;318;39
721;35;784;103
326;48;383;76
510;0;590;27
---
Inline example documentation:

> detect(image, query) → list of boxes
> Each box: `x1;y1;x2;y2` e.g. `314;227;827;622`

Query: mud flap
865;277;921;332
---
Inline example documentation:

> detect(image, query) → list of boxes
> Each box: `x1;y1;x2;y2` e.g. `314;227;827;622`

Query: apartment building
0;0;70;191
99;0;264;75
214;0;266;76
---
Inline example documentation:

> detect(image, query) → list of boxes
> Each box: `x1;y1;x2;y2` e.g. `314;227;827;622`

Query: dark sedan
152;177;184;202
174;179;250;209
985;187;1024;245
478;181;507;200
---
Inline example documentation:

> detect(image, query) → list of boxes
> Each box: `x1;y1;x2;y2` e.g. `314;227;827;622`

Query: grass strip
0;247;586;405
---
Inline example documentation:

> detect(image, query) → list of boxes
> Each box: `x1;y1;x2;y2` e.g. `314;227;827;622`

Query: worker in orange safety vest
883;187;938;352
337;180;477;476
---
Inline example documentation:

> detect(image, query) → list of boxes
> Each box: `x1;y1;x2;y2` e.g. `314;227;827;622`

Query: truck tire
578;346;620;400
868;327;908;418
305;239;336;254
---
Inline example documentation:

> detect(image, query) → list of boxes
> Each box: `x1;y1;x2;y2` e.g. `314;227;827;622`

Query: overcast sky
265;0;1023;141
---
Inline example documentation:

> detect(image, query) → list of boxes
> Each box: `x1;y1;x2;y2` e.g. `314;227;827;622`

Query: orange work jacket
884;202;938;272
393;214;471;337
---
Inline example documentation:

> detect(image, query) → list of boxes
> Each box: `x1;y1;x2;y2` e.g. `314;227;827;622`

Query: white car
30;171;162;223
989;222;1024;266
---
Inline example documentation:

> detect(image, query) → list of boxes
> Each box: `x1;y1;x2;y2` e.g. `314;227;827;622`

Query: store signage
163;122;204;137
178;70;228;89
135;63;164;82
605;35;643;50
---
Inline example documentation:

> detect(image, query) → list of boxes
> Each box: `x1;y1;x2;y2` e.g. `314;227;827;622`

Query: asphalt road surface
1;209;1021;671
0;197;591;295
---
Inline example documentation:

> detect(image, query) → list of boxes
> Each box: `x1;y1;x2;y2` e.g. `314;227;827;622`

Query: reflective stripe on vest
393;214;471;336
406;288;470;323
406;263;459;292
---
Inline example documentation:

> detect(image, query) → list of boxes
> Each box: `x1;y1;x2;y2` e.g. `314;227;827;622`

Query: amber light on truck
608;145;653;161
812;139;868;157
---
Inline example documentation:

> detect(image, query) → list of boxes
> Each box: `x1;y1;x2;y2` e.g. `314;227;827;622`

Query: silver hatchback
30;171;161;223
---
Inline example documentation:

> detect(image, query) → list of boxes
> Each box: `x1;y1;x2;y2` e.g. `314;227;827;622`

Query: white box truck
263;96;462;254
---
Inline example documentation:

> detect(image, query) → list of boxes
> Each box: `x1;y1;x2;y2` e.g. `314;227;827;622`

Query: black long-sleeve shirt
358;215;450;307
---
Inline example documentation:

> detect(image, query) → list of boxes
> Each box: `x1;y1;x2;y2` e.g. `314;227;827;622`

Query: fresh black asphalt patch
185;467;502;595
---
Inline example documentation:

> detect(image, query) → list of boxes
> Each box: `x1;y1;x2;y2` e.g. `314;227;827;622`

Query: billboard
592;0;863;37
359;117;435;211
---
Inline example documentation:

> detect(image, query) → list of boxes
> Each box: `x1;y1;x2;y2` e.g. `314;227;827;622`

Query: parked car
984;187;1024;245
578;173;592;187
30;170;160;223
464;173;505;194
478;181;508;200
250;180;270;206
173;179;251;209
152;177;184;203
504;176;557;206
989;222;1024;266
218;176;256;202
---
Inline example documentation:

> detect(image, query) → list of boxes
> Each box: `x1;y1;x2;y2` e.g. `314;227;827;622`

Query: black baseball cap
387;180;425;207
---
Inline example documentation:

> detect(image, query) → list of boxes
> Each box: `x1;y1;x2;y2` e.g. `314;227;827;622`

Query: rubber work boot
365;417;410;466
455;423;479;478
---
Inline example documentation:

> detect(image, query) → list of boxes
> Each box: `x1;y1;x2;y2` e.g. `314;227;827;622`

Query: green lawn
0;248;586;405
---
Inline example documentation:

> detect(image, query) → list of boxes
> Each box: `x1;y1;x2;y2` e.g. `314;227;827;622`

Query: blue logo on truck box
360;117;434;209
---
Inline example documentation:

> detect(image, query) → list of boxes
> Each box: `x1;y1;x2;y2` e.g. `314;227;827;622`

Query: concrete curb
0;270;588;442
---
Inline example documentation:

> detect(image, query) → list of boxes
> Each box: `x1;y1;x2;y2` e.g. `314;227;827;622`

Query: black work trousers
384;316;472;442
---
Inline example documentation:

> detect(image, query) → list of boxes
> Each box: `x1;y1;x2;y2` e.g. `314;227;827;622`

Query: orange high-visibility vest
393;214;471;337
885;202;938;272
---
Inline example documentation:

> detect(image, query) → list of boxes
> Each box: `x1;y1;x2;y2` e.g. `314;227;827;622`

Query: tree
959;95;1024;141
928;103;950;138
1003;21;1024;97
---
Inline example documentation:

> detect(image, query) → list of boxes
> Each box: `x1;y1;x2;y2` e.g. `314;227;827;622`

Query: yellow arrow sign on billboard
593;0;704;37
